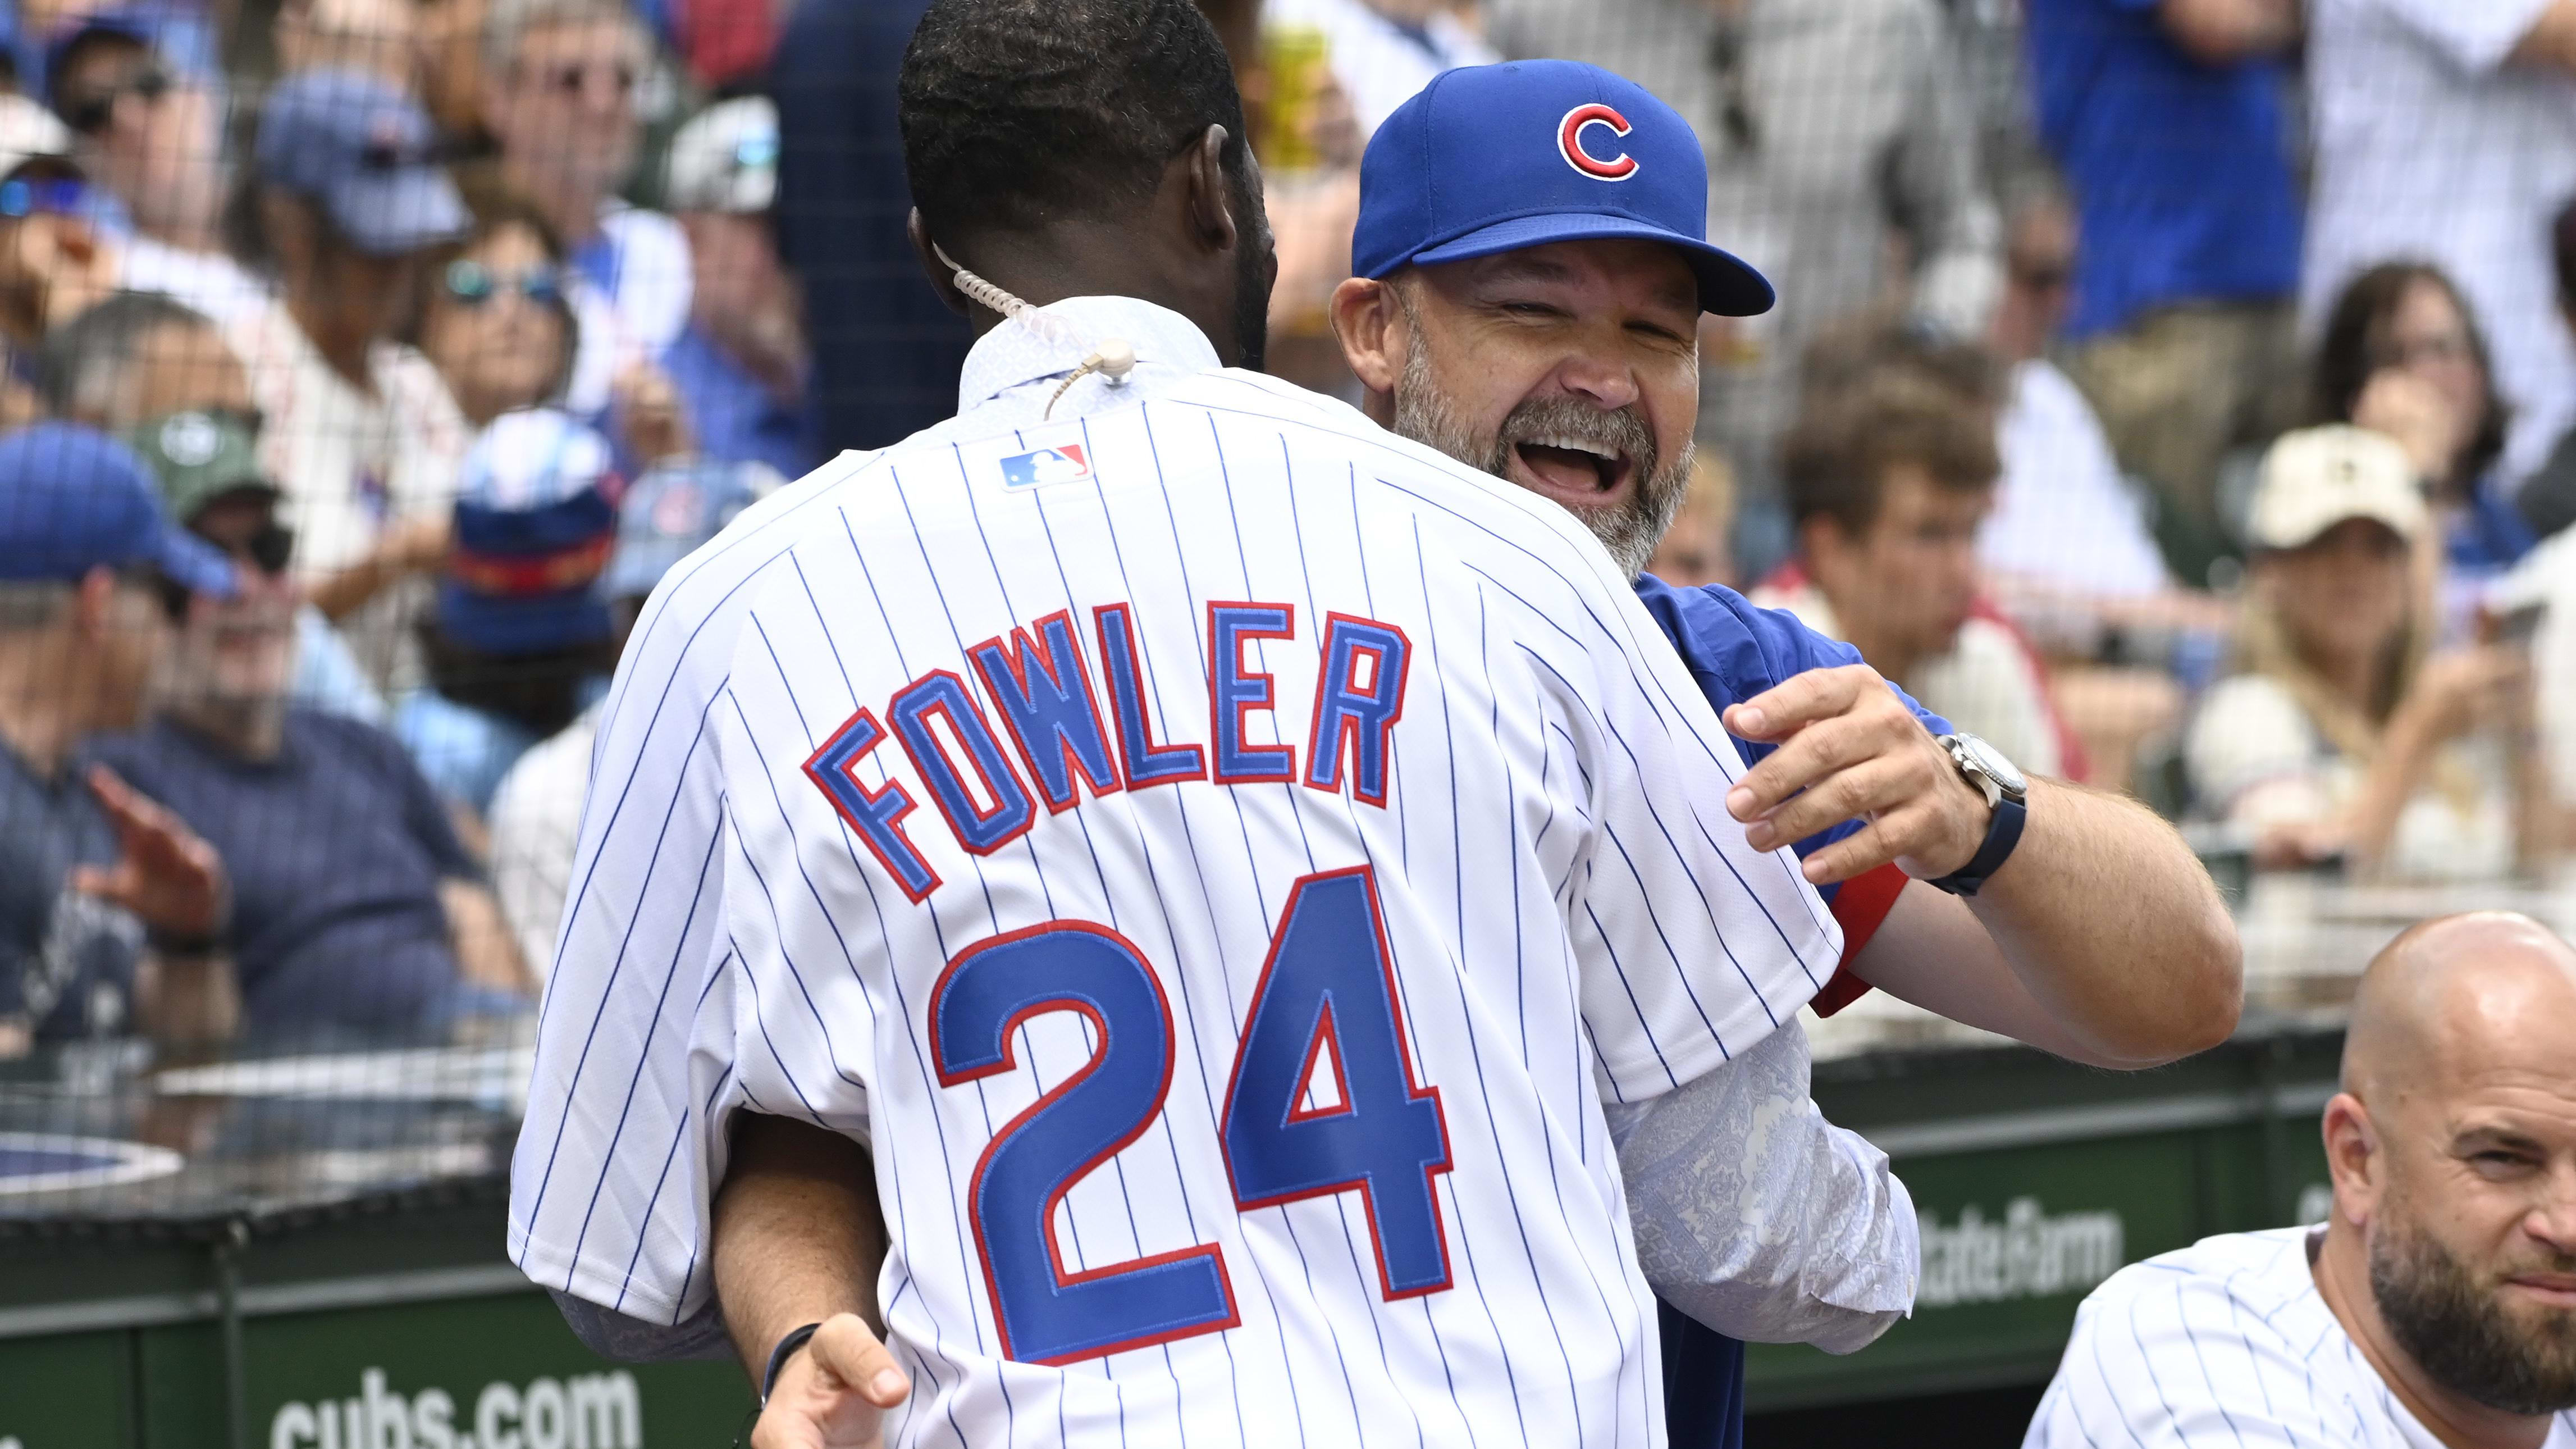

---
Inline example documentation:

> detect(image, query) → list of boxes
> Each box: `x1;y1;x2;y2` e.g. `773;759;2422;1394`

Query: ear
906;209;970;318
1797;514;1846;569
1330;276;1403;410
1181;124;1241;256
2321;1091;2383;1228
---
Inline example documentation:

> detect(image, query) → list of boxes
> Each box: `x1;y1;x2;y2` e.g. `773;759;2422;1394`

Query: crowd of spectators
0;0;801;1059
6;0;2576;1058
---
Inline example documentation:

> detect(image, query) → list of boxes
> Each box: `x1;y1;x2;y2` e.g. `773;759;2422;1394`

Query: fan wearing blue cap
1332;60;1769;582
231;67;473;654
0;422;241;1054
396;407;618;814
1327;58;2245;1449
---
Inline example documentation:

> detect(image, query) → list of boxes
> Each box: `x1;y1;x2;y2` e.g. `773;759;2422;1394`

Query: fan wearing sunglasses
45;16;251;324
482;0;691;418
0;97;117;367
420;195;691;466
85;402;536;1044
42;290;395;728
420;200;576;427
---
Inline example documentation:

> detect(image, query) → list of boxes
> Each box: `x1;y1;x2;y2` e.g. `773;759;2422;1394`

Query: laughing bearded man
1325;57;2242;1448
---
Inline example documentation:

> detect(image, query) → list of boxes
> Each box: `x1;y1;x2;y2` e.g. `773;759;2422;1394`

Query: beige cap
2247;425;2428;551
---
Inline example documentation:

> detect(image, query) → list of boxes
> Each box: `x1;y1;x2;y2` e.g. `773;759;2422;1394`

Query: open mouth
1511;434;1634;501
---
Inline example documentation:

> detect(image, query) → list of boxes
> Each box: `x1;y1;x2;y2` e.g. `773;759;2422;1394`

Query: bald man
2027;911;2576;1448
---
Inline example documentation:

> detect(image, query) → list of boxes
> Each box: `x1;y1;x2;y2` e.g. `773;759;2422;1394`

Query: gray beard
1389;341;1692;579
2371;1210;2576;1416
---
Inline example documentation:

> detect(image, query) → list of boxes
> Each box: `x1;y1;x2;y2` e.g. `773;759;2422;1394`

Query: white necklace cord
932;243;1136;418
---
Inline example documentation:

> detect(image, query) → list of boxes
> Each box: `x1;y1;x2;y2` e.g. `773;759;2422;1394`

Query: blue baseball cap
0;422;236;596
439;409;617;657
1352;60;1773;317
254;69;467;258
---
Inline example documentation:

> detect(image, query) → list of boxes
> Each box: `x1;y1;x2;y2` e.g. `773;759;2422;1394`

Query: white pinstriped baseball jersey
2026;1226;2576;1448
509;295;1841;1447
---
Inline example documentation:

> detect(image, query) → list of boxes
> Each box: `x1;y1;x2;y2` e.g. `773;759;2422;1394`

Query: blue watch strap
1926;794;2026;897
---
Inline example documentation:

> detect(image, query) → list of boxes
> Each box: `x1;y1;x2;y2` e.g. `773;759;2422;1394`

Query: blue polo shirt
2025;0;2302;339
1630;572;1949;1447
85;709;482;1039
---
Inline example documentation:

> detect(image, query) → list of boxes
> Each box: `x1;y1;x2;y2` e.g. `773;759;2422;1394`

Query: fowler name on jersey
803;600;1411;901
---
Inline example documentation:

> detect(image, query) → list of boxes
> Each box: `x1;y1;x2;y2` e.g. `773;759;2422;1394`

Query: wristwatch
1925;732;2028;897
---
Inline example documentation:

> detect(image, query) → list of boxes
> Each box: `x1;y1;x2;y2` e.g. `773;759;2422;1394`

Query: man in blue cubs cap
1329;59;2243;1448
0;422;240;1055
253;67;469;259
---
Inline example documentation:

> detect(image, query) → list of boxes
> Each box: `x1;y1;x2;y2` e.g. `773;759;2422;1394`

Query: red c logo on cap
1558;103;1638;181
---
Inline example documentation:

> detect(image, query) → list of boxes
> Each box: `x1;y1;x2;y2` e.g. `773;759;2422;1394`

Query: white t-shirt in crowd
1983;359;2168;598
1756;580;2066;777
225;299;469;689
2026;1226;2576;1448
485;700;600;980
561;201;693;419
2303;0;2576;485
2185;672;2515;882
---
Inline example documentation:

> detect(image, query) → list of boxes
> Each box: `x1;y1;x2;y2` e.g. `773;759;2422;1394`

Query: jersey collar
954;295;1225;417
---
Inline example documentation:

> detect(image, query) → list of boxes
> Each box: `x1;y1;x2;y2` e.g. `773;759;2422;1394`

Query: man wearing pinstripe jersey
2029;912;2576;1448
516;4;1940;1448
1326;58;2245;1449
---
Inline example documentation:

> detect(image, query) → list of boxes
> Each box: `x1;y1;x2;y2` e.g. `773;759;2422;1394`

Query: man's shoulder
599;203;688;257
1632;574;1862;704
2081;1227;2326;1338
494;709;602;822
1943;612;2052;691
2012;359;2097;426
285;707;419;777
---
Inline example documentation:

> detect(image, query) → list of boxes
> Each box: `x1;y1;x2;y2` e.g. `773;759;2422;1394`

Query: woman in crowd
421;192;693;466
2187;426;2547;881
418;195;578;428
2314;261;2534;614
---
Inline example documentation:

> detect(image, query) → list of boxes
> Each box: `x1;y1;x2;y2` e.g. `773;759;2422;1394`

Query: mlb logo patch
999;443;1091;489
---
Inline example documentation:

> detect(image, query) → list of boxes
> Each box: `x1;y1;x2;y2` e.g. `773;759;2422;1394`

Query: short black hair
898;0;1249;249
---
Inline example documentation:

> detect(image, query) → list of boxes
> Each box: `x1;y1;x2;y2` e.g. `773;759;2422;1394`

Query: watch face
1957;734;2028;798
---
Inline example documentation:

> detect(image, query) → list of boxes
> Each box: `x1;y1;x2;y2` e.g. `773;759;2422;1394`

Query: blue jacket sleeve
1628;574;1953;774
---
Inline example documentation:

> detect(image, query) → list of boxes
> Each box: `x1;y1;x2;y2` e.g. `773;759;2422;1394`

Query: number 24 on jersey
929;866;1453;1365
